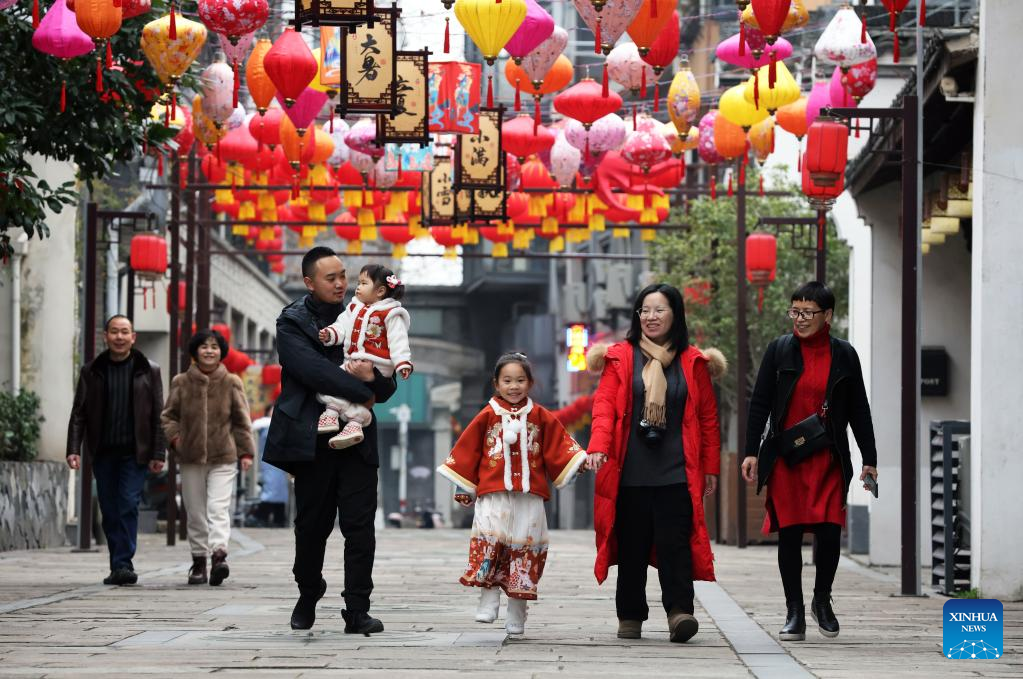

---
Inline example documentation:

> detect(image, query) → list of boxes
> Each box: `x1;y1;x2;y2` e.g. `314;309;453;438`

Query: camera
638;419;665;447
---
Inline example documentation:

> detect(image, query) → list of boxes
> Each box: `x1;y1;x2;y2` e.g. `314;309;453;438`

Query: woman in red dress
742;282;878;642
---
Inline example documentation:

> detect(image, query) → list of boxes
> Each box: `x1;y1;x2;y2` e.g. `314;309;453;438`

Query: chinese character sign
456;106;503;190
379;51;429;146
428;156;455;224
339;8;398;114
428;61;480;135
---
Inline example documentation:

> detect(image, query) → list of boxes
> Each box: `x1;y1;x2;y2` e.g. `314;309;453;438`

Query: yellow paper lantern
192;95;226;149
719;83;769;131
454;0;527;66
743;60;801;114
666;60;701;137
748;116;775;163
141;12;207;89
741;0;809;33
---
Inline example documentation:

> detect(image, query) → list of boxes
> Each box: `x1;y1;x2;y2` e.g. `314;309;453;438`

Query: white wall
970;0;1023;600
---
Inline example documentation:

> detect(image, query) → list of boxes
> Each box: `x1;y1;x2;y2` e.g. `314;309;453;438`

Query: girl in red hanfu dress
437;352;588;635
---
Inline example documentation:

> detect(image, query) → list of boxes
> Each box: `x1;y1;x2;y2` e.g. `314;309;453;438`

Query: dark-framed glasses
787;308;827;321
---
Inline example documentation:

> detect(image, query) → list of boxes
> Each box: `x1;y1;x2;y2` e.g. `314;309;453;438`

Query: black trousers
777;522;842;606
615;484;695;621
292;447;378;612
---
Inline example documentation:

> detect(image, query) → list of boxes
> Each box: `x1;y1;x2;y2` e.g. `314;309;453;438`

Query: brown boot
617;619;642;639
187;556;207;585
668;608;699;643
209;549;230;586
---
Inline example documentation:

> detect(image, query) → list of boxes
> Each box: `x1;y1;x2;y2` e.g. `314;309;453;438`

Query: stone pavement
0;528;1019;678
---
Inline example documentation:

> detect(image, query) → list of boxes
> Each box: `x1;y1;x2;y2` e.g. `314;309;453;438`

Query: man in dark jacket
66;315;166;586
264;247;397;633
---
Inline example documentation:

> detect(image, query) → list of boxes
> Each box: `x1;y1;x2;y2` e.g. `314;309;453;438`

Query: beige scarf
638;334;677;428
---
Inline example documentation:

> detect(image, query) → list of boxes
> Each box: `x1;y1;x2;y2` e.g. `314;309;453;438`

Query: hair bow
386;274;402;288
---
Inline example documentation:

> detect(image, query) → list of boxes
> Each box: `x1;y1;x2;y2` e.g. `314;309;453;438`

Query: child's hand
454;493;475;507
318;328;330;343
586;452;607;472
398;366;412;380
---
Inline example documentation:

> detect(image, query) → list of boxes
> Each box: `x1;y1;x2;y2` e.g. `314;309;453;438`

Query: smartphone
864;473;878;498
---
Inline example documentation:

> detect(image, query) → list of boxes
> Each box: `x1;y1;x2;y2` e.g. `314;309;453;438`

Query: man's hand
347;358;375;381
741;456;758;483
67;454;81;470
704;474;718;496
149;459;165;473
860;465;878;490
240;457;253;472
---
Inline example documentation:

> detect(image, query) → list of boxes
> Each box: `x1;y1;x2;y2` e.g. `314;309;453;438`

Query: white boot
505;598;527;635
475;587;500;623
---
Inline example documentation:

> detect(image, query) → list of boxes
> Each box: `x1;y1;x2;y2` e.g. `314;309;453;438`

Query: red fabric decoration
738;18;746;57
553;78;623;128
653;82;659;112
60;80;67;113
444;16;450;54
95;56;103;92
920;0;926;26
710;174;717;200
263;28;318;106
105;41;113;70
32;0;40;28
602;63;609;97
487;74;494;108
514;81;521;111
595;18;601;54
169;4;177;40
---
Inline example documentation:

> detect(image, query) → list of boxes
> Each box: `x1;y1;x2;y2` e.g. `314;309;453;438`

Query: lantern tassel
60;79;66;113
170;93;176;120
329;107;334;133
653;82;659;113
95;56;103;93
641;66;647;99
164;101;170;125
920;0;926;26
753;69;760;109
534;96;541;133
444;17;450;54
769;51;777;88
727;173;733;197
105;41;113;70
893;30;900;63
710;174;717;200
169;5;177;41
32;0;39;28
738;18;746;57
860;10;867;43
889;10;896;32
759;175;764;196
797;151;801;172
514;80;521;111
232;61;239;109
595;18;602;54
158;154;164;177
757;286;765;312
632;104;636;129
854;117;860;139
487;75;493;108
292;175;300;200
602;63;609;97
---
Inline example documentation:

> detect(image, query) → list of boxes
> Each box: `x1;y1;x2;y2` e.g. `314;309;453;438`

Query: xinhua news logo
943;599;1003;660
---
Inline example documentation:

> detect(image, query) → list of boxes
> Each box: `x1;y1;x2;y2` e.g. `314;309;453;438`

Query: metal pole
735;161;749;549
901;94;921;596
77;203;98;552
182;153;196;373
167;158;181;547
195;186;211;330
125;267;135;324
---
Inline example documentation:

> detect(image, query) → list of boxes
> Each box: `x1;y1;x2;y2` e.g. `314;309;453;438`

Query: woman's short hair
626;283;690;351
791;281;836;311
188;329;229;361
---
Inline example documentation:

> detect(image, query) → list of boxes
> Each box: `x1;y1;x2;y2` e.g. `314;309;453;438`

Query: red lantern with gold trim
804;115;848;187
746;232;777;312
263;28;317;107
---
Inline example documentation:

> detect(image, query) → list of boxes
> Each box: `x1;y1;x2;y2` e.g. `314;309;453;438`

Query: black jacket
744;333;877;496
263;295;397;473
66;349;166;464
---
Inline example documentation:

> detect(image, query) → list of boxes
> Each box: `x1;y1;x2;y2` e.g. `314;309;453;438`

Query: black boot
209;549;230;586
779;602;806;641
188;556;208;585
810;595;840;638
290;579;328;630
342;609;384;635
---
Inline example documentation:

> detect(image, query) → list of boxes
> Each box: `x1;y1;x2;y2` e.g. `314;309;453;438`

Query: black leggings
777;523;841;606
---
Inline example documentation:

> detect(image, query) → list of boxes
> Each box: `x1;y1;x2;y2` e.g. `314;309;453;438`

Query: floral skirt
460;491;549;600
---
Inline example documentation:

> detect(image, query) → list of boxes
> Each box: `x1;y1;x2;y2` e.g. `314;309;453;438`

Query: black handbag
778;401;832;465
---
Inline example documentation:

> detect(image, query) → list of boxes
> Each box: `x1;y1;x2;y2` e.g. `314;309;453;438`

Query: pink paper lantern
715;33;793;71
520;25;568;86
550;131;582;187
32;0;94;113
218;30;255;67
564;113;626;155
828;66;860;110
606;41;655;95
571;0;643;55
621;129;671;171
805;80;833;126
276;87;329;132
697;111;726;165
504;0;555;63
345;118;384;159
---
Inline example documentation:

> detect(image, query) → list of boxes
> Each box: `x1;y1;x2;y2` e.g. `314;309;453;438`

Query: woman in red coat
586;283;725;643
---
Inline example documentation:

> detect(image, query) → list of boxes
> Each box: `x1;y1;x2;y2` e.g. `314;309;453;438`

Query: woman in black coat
741;282;878;642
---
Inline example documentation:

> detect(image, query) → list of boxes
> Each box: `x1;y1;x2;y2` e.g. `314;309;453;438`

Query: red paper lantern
804;115;848;187
211;322;232;345
249;107;283;149
626;0;676;57
641;10;680;75
197;0;268;45
201;154;228;183
219;124;259;169
379;224;415;258
166;280;187;314
746;232;777;312
129;234;167;278
801;153;844;210
479;224;516;258
502;114;556;161
553;79;623;129
750;0;792;44
263;28;317;107
222;347;253;374
430;226;464;258
261;363;282;385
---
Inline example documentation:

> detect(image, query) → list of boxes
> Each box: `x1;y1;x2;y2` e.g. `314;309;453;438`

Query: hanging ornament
454;0;528;65
572;0;643;55
814;5;876;72
197;0;268;45
32;0;94;112
606;41;655;97
504;0;555;65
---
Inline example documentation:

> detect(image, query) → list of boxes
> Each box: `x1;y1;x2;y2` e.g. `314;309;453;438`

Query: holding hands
454;493;475;507
586;452;607;472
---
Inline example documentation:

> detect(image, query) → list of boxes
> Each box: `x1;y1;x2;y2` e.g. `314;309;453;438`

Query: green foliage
0;2;180;261
0;390;45;462
952;588;982;599
649;167;850;416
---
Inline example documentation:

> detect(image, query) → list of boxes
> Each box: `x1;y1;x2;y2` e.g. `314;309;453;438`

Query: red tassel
602;63;609;97
232;62;239;109
641;66;647;99
650;0;656;18
257;118;264;152
817;213;825;252
769;51;777;88
514;81;521;111
32;0;39;28
854;117;860;139
495;0;501;3
487;75;493;108
329;107;334;133
169;6;177;40
95;57;103;93
893;31;900;63
753;69;760;109
861;11;867;43
889;11;896;32
759;175;764;196
653;82;659;113
920;0;926;26
738;19;746;57
292;175;300;199
158;154;164;177
710;174;717;200
60;80;66;113
216;139;222;162
727;173;733;197
595;19;602;54
632;104;636;129
534;97;541;133
170;93;176;120
106;42;113;70
164;101;170;125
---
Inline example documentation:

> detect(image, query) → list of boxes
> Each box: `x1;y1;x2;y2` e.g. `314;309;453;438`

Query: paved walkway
0;528;1018;678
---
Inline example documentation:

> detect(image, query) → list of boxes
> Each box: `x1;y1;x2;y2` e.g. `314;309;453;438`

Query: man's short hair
104;314;132;331
302;246;339;279
791;281;836;311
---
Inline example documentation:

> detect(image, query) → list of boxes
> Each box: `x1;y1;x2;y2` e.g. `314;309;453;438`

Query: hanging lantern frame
294;0;375;31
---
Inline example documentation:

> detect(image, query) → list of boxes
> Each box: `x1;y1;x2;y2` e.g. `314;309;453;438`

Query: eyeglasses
787;308;827;321
638;307;670;319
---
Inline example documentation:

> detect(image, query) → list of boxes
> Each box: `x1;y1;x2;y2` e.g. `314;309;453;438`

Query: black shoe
290;579;328;630
779;602;806;641
104;568;137;586
810;596;840;638
103;571;118;585
209;550;229;586
188;556;208;585
120;569;138;585
342;609;384;635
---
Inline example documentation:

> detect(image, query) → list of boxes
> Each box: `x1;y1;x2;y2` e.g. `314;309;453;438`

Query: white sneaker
505;598;527;635
475;587;500;623
317;409;340;434
329;421;365;450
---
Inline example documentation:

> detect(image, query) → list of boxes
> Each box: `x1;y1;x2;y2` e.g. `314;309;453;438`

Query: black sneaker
103;571;118;585
342;609;384;635
290;579;328;630
105;568;137;586
779;602;806;641
810;596;840;638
